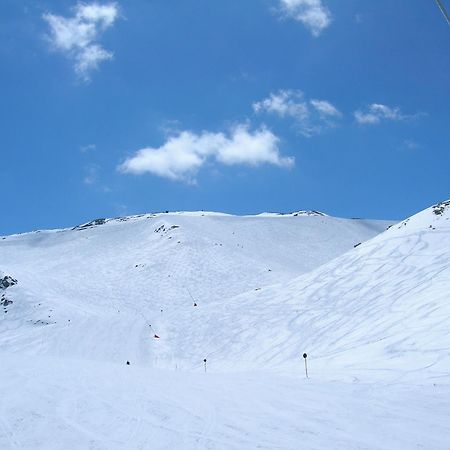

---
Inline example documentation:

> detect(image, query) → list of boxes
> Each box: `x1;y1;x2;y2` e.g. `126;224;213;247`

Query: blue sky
1;0;449;234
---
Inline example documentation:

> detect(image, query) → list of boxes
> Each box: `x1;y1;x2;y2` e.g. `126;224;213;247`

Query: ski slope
177;200;450;380
1;204;450;449
0;211;390;365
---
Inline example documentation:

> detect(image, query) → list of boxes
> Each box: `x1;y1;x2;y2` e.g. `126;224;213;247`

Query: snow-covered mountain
1;204;449;449
0;211;390;364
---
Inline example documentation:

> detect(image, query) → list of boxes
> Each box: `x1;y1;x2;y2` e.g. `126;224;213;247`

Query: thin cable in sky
435;0;450;25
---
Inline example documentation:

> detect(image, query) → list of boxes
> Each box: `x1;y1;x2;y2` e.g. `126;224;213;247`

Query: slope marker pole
149;324;160;339
303;353;309;379
186;287;198;306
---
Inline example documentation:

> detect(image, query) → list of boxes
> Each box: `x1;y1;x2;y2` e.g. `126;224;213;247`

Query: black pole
303;353;308;378
203;358;207;373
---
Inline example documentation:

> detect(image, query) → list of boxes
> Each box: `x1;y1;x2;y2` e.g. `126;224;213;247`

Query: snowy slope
1;204;450;449
0;211;390;365
194;200;450;381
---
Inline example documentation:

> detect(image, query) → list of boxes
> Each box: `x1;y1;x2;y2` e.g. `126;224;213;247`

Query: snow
1;206;450;449
1;355;449;450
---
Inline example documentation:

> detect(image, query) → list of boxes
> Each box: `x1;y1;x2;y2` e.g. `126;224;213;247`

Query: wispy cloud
83;164;99;185
43;2;119;81
309;99;342;118
118;124;294;183
80;143;97;153
278;0;332;36
401;139;421;151
354;103;420;125
253;90;342;137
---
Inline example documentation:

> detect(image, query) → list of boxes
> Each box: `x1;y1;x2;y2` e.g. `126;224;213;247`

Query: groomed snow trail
1;355;449;450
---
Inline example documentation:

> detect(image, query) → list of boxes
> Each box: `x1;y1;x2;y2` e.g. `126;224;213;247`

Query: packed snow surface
1;206;450;449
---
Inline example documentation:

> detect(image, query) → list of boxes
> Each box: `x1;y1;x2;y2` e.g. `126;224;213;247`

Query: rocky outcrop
433;200;450;216
1;275;17;290
72;218;107;231
0;274;17;313
1;294;13;307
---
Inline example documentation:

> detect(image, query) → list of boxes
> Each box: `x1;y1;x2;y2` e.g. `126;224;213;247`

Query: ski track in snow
1;355;449;449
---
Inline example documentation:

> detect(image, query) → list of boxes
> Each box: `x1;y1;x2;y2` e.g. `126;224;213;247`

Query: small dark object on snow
126;361;130;365
193;302;197;307
354;242;361;248
303;353;307;359
154;334;160;339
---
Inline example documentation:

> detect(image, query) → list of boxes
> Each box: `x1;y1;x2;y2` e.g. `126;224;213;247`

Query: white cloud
253;90;342;137
215;125;289;167
118;124;294;183
354;103;416;125
253;90;309;120
310;99;342;117
278;0;332;36
43;2;118;81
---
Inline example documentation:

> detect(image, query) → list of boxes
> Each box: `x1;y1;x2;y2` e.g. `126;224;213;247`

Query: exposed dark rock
1;275;17;290
293;210;325;217
154;225;166;233
30;320;51;326
154;224;180;234
72;218;107;231
433;200;450;216
1;294;13;307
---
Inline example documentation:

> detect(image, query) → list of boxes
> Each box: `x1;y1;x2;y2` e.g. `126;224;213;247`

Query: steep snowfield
179;201;450;380
1;205;450;449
